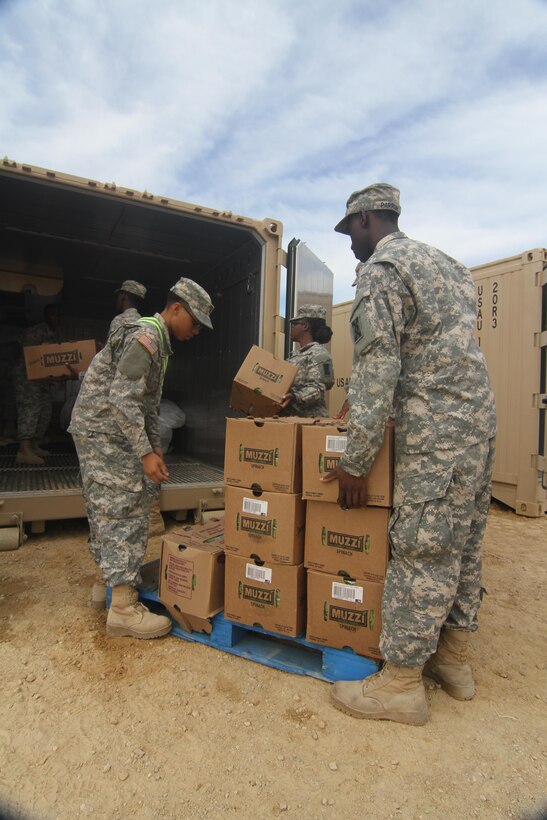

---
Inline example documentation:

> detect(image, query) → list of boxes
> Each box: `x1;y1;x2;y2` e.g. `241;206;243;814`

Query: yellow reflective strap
138;317;169;385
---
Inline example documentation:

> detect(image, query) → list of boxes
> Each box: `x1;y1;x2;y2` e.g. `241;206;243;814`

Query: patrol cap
290;304;327;322
334;183;401;234
115;280;147;299
170;278;214;330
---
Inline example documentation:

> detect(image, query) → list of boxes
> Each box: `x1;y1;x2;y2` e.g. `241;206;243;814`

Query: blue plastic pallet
135;585;379;683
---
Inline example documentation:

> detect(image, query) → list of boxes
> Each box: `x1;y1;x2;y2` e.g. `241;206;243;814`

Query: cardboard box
225;416;313;493
302;423;393;506
224;485;306;565
24;339;98;380
158;520;225;632
230;345;298;417
224;554;306;637
304;501;390;583
306;570;383;659
171;518;225;545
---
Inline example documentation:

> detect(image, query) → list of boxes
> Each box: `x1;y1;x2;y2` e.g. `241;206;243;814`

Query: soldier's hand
278;392;293;411
333;399;349;419
321;466;368;509
141;452;170;484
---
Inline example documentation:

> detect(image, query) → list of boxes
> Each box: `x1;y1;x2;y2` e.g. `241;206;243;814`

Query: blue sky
1;0;546;302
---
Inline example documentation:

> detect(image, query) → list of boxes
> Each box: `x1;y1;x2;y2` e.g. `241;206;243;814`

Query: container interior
0;172;265;470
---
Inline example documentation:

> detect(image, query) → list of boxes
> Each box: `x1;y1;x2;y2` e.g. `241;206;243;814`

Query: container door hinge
533;393;547;409
537;267;547;287
533;331;547;348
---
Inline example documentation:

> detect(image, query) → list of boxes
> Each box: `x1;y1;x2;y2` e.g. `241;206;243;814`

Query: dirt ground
0;502;545;820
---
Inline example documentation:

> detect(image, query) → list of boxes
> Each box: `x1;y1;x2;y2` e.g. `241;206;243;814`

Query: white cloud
1;0;546;303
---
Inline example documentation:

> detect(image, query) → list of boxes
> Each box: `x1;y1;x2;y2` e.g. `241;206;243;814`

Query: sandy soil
0;502;545;820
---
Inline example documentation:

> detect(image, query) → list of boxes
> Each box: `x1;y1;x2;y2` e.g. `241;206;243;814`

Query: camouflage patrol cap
115;279;147;299
334;183;401;234
170;278;214;329
290;304;327;322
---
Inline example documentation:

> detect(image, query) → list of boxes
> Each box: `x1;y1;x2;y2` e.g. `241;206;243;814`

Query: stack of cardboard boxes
302;423;393;659
156;345;395;665
223;417;311;637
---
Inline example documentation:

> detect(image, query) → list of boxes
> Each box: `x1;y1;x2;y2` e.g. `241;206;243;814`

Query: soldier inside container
69;278;214;639
107;279;147;339
278;304;334;417
324;183;496;726
13;303;62;465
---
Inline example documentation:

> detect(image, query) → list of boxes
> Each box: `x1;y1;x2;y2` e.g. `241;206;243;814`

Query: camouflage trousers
14;377;52;440
73;432;155;588
380;437;496;666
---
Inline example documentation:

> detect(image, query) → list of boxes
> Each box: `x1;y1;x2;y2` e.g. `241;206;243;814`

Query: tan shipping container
471;249;546;517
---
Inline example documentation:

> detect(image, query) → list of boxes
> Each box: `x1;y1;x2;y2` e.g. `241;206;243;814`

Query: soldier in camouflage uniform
106;279;168;537
13;304;61;465
69;278;214;639
279;305;334;417
107;279;147;340
325;184;496;725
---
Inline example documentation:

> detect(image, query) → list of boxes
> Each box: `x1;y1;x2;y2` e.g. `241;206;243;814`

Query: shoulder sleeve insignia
137;334;158;356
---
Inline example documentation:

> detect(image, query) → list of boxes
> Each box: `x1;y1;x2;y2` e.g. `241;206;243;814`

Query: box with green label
224;485;306;565
224;554;306;637
224;416;314;493
304;501;390;582
306;570;383;659
301;423;393;506
230;345;298;417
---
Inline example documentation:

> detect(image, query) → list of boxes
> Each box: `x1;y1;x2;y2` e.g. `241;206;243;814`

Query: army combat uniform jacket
286;341;334;417
106;307;142;341
340;232;496;495
70;313;172;457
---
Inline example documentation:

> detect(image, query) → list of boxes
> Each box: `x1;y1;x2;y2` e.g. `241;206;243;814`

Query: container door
284;238;334;359
540;265;547;491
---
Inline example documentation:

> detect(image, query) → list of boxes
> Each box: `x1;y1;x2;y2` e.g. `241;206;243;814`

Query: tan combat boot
15;439;45;466
148;498;165;536
31;439;50;457
331;662;429;726
106;584;172;639
423;629;475;700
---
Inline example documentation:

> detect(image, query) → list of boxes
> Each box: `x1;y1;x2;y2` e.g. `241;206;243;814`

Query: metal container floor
0;447;224;495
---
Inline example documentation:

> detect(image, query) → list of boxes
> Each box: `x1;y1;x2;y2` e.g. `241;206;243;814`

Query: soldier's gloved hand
141;451;170;484
322;466;368;509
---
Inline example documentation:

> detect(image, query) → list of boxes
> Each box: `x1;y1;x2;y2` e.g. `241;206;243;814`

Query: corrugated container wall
471;249;546;516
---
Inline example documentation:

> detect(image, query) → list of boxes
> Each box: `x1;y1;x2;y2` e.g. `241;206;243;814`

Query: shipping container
0;159;333;531
471;249;546;516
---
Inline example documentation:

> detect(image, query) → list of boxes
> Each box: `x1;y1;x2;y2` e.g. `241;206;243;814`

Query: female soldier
279;304;334;417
